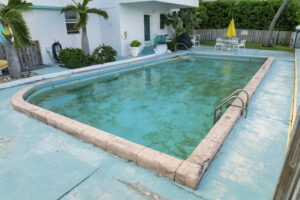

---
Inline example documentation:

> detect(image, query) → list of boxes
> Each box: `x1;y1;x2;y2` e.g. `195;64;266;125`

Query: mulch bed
0;72;39;83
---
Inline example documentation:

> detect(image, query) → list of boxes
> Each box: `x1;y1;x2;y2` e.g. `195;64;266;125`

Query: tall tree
0;0;32;78
61;0;108;56
265;0;290;47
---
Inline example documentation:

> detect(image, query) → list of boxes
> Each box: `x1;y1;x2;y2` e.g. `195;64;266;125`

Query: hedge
197;0;300;31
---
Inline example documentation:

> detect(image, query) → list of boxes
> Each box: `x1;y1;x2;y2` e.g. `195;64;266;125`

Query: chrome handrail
222;89;249;107
214;89;249;124
175;43;195;55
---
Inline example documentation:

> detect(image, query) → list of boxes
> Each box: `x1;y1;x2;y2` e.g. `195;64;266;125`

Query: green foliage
167;39;178;52
92;44;117;63
0;0;33;47
165;9;207;38
200;0;300;31
130;40;141;47
60;45;117;69
165;11;184;39
179;8;208;34
59;48;87;69
61;0;108;30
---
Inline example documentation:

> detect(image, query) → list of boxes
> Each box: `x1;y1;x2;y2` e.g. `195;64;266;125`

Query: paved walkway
0;47;295;200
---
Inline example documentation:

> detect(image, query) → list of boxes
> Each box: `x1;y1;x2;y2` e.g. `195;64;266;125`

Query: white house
13;0;198;64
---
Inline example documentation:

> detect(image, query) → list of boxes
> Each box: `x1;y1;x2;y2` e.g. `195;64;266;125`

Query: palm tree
61;0;108;56
0;0;32;78
264;0;290;47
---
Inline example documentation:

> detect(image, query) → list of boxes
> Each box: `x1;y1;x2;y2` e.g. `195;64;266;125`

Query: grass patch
200;40;293;51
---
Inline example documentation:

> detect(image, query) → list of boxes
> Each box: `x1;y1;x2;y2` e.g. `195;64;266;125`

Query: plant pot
130;46;140;57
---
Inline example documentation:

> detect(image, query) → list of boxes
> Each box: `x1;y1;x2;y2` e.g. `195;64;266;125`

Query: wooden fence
193;29;295;46
0;40;43;70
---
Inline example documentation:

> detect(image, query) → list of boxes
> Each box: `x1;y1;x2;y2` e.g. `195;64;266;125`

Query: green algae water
28;56;264;159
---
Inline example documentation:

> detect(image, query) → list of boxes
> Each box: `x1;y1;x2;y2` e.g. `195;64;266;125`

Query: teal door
144;15;150;41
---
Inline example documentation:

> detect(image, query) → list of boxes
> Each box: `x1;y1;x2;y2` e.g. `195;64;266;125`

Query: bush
59;45;117;69
198;0;300;31
92;44;117;63
59;48;87;69
130;40;141;47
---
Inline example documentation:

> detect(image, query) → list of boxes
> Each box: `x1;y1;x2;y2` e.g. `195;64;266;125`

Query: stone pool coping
11;53;274;189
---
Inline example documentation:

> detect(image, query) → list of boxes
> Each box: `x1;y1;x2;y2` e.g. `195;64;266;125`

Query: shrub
92;44;117;63
197;0;300;31
130;40;141;47
59;48;87;69
59;45;117;69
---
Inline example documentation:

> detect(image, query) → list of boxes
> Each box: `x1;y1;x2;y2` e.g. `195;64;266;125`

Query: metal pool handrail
222;89;249;107
175;43;195;55
214;89;249;124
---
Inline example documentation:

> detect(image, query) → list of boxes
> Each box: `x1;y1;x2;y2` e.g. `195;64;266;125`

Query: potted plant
130;40;141;57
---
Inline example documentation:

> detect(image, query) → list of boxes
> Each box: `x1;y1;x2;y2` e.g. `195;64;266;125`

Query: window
65;10;79;34
160;14;165;29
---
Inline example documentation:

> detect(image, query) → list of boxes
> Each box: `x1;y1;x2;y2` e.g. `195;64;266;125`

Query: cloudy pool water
28;56;264;159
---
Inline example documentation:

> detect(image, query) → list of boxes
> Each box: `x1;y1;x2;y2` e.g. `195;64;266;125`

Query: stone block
137;148;183;180
175;161;203;189
81;127;115;150
107;136;145;162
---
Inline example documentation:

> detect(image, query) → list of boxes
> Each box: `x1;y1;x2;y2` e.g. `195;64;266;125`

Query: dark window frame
160;14;166;30
64;10;80;34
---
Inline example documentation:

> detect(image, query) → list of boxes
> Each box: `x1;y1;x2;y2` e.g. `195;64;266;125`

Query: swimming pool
12;53;274;189
27;55;264;159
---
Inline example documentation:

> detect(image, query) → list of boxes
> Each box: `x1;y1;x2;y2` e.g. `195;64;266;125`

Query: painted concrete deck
0;47;295;200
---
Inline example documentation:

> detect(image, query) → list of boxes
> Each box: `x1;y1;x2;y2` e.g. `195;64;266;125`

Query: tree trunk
5;35;21;78
264;0;290;47
81;27;90;56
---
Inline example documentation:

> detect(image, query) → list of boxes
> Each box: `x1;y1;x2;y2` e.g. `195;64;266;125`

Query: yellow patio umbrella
225;19;236;38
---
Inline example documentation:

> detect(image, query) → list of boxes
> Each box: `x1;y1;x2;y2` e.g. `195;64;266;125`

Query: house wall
0;0;195;63
119;0;199;8
28;0;100;7
22;9;103;64
99;1;123;56
119;4;172;56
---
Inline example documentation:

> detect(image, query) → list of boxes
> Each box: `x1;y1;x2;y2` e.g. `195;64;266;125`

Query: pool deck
0;46;296;199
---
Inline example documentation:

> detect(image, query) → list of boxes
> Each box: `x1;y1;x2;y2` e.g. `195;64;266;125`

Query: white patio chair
191;34;200;48
229;40;239;51
237;40;246;52
215;38;224;51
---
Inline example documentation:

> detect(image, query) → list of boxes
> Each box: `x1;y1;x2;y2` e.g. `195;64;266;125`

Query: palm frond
5;9;32;47
60;5;77;14
0;3;6;9
87;8;108;19
0;3;9;17
7;0;32;10
71;0;78;6
74;13;88;29
82;0;91;8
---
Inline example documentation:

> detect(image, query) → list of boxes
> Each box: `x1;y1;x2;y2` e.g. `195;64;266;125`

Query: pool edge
175;56;274;188
11;54;274;190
